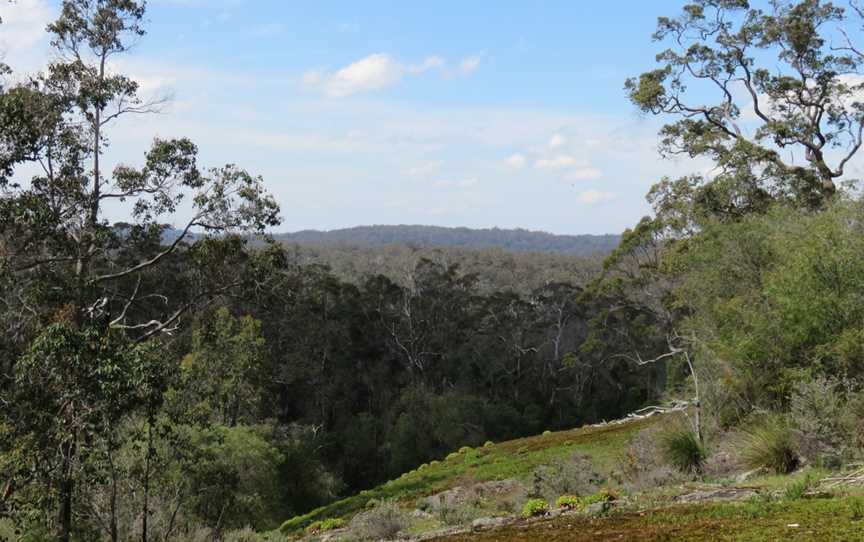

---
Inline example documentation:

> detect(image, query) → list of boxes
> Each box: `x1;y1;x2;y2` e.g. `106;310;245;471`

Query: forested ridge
271;225;620;256
8;1;864;541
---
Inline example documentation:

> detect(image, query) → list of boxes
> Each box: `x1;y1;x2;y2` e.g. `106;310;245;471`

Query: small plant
542;430;552;436
740;419;799;474
446;452;460;460
430;460;440;466
850;497;864;521
522;498;549;518
555;495;581;510
418;463;429;471
659;425;705;473
459;446;473;453
484;440;495;448
783;474;814;501
581;488;618;506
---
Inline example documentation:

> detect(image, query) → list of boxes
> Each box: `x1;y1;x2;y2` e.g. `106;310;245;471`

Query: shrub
347;501;409;540
446;452;460;460
305;518;346;535
458;446;473;454
555;495;581;510
430;460;440;466
522;498;549;518
783;474;814;501
484;440;494;448
418;463;429;471
659;425;705;473
617;425;685;491
542;430;552;436
530;452;605;503
740;418;799;474
789;377;849;467
581;488;618;506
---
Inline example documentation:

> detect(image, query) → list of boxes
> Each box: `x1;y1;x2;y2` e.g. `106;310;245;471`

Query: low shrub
783;474;814;501
542;430;552;436
484;440;495;448
530;452;604;503
458;446;473;454
305;518;346;535
581;488;618;506
659;425;705;473
555;495;581;510
446;452;460;460
346;501;409;541
617;425;686;492
740;418;799;474
522;498;549;518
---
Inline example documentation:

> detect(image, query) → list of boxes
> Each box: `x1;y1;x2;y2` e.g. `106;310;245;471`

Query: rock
676;488;759;503
471;516;511;531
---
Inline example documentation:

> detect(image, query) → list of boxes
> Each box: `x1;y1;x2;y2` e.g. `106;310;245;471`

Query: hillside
278;411;864;542
273;225;620;256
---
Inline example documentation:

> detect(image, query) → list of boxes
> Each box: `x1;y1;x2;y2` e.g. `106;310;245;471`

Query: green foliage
306;517;346;534
542;430;552;436
555;495;581;510
484;441;495;448
740;418;800;475
659;426;705;473
521;498;549;518
580;488;618;507
346;501;408;541
783;474;815;501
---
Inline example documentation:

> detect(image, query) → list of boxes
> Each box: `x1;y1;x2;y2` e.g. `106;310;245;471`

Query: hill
279;411;864;542
273;225;620;256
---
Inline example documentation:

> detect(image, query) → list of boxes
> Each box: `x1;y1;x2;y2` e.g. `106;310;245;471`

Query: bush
618;425;686;491
458;446;473;454
306;518;346;535
740;417;799;474
484;440;494;448
789;377;850;467
446;452;460;460
555;495;581;510
783;474;815;501
530;452;605;503
522;498;549;518
581;488;618;506
542;430;552;436
347;501;409;540
659;425;705;473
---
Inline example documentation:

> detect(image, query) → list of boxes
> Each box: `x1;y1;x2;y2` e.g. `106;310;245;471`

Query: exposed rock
676;487;759;503
471;516;511;531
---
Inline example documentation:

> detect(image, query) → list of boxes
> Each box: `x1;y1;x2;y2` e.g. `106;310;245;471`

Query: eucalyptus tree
0;1;279;539
626;0;864;226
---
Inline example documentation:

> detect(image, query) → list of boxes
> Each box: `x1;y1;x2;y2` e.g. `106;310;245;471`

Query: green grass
280;416;660;534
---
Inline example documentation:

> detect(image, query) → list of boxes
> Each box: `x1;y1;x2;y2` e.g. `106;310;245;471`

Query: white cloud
505;153;527;169
458;54;482;76
535;155;578;169
577;190;616;204
0;0;53;54
405;160;441;177
432;177;478;188
566;167;602;181
548;133;566;148
407;56;444;74
312;53;403;98
304;52;480;97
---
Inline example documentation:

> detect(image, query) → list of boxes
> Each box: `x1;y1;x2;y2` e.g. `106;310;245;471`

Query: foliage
555;495;581;510
530;453;605;503
521;499;549;518
659;425;705;474
345;501;409;541
740;417;800;475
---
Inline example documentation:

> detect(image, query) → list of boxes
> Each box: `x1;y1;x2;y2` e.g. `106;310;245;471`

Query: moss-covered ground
434;495;864;541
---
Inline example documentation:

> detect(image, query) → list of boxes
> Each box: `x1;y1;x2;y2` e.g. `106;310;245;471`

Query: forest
6;0;864;541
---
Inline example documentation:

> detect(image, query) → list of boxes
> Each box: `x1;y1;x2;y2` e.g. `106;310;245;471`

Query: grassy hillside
280;416;659;534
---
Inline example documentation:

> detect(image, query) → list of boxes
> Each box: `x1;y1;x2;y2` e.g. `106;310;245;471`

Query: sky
0;0;751;234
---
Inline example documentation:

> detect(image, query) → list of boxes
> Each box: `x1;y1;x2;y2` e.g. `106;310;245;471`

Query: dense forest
7;0;864;541
272;226;620;256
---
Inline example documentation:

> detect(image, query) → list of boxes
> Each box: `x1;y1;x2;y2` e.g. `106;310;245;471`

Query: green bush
555;495;581;510
446;452;460;460
522;498;549;518
659;426;705;473
542;430;552;436
458;446;473;454
305;517;346;534
783;474;814;501
581;488;618;506
484;440;495;448
740;419;799;474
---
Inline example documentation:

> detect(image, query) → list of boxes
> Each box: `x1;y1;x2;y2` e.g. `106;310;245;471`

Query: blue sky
2;0;724;234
